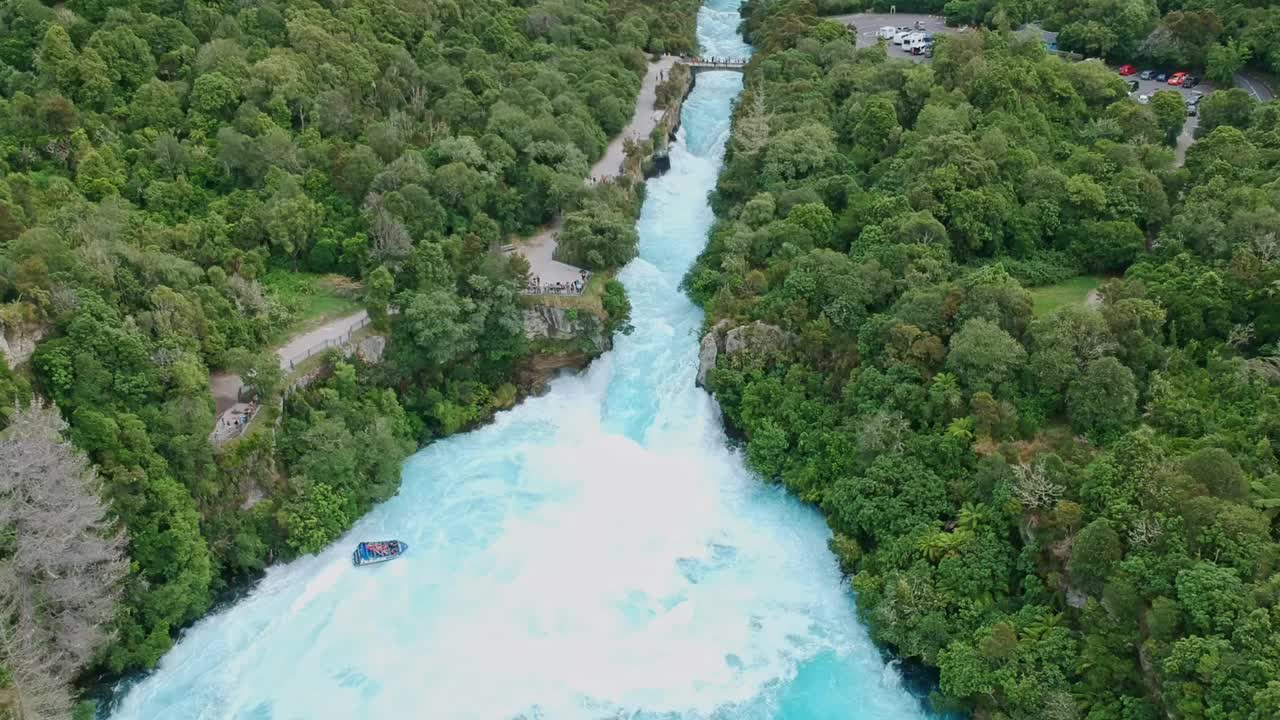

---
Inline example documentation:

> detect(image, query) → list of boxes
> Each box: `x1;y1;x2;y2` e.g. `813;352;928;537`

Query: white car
1137;94;1150;105
877;26;897;40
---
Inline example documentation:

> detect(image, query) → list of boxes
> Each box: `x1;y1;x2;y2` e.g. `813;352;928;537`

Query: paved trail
511;56;678;287
589;55;678;182
277;310;369;372
210;309;370;445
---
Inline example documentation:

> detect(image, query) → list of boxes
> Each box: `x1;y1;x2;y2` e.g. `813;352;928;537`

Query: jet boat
352;540;408;566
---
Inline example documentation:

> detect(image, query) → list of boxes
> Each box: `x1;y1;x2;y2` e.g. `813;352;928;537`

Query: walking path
210;309;371;445
278;310;370;372
508;55;678;289
589;55;678;182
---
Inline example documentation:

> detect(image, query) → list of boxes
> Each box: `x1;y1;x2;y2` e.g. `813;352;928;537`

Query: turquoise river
109;1;935;718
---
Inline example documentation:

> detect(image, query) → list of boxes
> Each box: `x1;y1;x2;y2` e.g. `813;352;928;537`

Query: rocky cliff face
518;305;613;396
524;306;593;342
696;320;792;388
1;321;47;369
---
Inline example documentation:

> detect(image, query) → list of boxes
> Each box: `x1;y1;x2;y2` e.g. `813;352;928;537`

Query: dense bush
697;3;1280;717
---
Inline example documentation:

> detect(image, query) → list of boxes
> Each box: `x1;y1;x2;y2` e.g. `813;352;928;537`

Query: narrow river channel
109;1;933;718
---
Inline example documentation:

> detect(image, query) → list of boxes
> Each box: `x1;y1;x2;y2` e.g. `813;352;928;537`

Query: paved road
1234;72;1275;102
510;55;679;286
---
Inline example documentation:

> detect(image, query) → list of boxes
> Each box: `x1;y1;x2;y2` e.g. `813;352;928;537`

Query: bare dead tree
1253;232;1280;265
362;193;413;261
1226;322;1255;349
0;608;74;720
0;402;128;717
1012;458;1064;512
1128;517;1164;548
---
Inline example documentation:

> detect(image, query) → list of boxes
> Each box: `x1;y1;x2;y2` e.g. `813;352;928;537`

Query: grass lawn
262;270;363;345
1029;275;1104;317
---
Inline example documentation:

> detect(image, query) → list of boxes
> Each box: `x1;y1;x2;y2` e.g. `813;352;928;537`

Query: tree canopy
695;4;1280;717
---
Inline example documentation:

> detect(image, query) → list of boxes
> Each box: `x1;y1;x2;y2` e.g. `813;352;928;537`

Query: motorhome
877;26;897;40
902;33;928;52
892;29;913;45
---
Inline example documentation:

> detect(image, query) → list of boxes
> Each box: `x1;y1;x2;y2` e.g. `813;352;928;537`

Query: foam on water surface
109;3;934;718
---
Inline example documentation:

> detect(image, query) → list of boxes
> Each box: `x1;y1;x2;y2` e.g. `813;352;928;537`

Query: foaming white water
109;4;933;719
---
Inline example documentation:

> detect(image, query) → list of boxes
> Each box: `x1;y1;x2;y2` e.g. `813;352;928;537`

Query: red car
1168;71;1188;85
1118;64;1137;76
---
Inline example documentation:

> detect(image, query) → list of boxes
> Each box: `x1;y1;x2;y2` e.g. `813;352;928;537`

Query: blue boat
352;540;408;566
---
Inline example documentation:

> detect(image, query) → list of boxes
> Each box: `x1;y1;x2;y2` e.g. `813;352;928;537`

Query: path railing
682;57;748;71
523;283;587;297
283;315;371;371
522;271;592;297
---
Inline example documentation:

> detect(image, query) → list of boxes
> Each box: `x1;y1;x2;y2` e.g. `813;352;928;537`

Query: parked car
1168;71;1188;85
1183;75;1201;89
1140;69;1155;79
1126;79;1140;93
1138;94;1151;105
1118;64;1137;75
1187;101;1198;117
1156;72;1168;82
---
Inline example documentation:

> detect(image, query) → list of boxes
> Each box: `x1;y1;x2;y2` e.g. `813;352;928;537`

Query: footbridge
684;58;748;74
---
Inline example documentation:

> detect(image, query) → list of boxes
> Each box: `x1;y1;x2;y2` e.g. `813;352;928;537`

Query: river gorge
109;2;933;718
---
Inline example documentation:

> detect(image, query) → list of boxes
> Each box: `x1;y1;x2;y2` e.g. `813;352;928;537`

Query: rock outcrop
1;320;47;369
522;305;610;349
356;334;387;364
696;319;731;387
515;350;596;397
724;321;790;358
523;306;581;341
518;304;613;396
696;319;791;388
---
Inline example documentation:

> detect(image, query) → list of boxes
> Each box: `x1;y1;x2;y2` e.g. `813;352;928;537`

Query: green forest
0;0;692;712
688;0;1280;718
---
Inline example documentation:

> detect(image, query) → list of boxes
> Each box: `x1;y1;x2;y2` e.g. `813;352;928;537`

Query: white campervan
892;29;913;45
902;32;927;52
877;26;897;40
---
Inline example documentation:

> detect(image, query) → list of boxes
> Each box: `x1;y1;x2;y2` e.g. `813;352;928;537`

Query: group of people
217;400;257;435
682;54;742;65
525;269;590;295
363;542;397;556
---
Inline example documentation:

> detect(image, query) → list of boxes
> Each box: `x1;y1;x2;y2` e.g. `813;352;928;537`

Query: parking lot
1125;72;1215;105
830;14;1220;162
831;13;950;63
